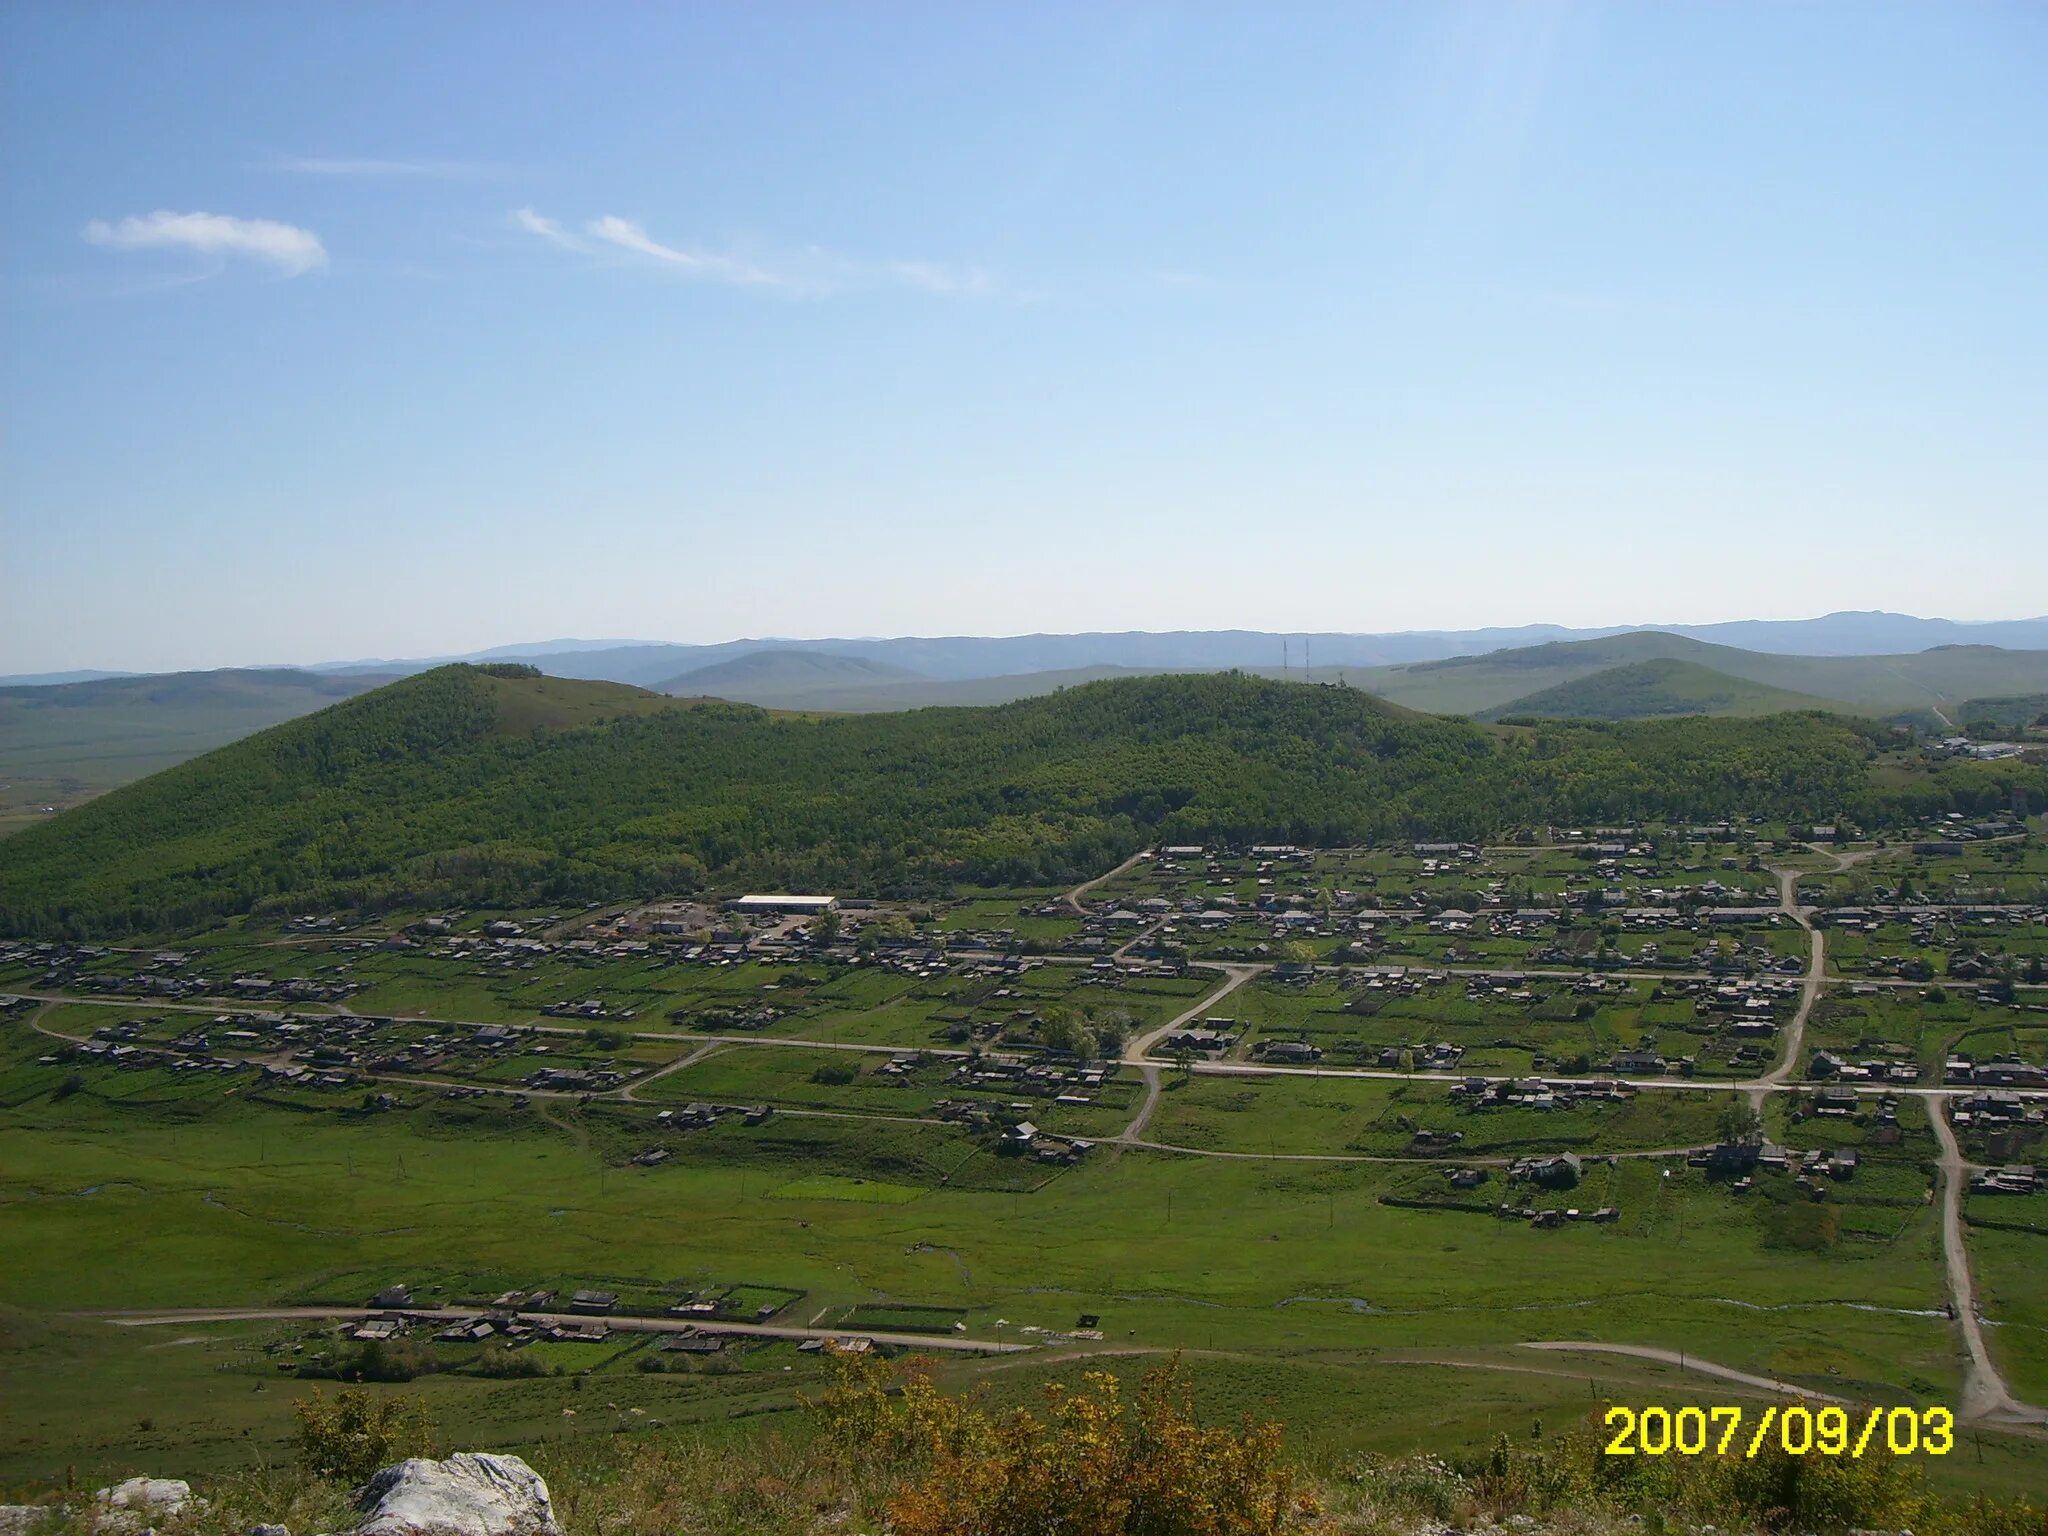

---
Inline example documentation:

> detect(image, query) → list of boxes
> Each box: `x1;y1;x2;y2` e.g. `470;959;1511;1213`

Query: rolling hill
663;661;1195;713
658;648;926;699
2;665;2041;939
1338;633;2048;719
1477;659;1848;721
0;668;394;835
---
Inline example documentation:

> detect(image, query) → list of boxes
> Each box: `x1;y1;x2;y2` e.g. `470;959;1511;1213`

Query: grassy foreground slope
1481;658;1848;721
2;666;2044;938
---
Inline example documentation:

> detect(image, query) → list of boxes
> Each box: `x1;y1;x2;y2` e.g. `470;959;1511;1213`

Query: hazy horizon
6;2;2046;673
11;607;2048;683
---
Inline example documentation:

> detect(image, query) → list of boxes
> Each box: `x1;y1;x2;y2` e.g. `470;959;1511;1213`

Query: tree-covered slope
1;667;2041;938
1481;659;1848;721
1960;694;2048;731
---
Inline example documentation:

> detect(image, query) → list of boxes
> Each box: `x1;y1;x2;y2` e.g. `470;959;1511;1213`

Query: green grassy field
5;1004;2039;1495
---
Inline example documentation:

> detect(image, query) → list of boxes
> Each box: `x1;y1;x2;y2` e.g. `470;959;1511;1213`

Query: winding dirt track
1117;964;1258;1147
1063;849;1151;914
1520;1341;1848;1403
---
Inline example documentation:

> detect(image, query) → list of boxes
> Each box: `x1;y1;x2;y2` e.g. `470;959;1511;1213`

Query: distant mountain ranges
308;610;2048;690
14;610;2048;691
2;615;2044;820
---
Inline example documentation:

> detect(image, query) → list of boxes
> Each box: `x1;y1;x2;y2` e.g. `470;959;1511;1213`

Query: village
4;818;2044;1265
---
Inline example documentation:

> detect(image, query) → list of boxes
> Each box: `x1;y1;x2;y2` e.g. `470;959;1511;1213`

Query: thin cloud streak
585;216;782;287
82;210;327;275
513;206;1024;300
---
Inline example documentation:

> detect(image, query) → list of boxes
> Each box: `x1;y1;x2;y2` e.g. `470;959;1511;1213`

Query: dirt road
1520;1341;1848;1403
1063;849;1150;914
1116;964;1258;1145
1924;1098;2048;1426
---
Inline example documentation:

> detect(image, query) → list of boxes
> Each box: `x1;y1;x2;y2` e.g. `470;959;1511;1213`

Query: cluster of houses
358;1307;616;1349
1953;1091;2039;1131
1797;1084;1903;1122
998;1118;1094;1164
1375;1041;1465;1071
1943;1053;2048;1088
1451;1076;1634;1111
542;997;637;1020
48;1018;250;1079
525;1063;632;1092
1694;1140;1859;1193
944;1052;1109;1103
1252;1037;1323;1063
1808;1050;1925;1086
650;1100;772;1135
1930;739;2032;763
343;1281;792;1351
1971;1165;2039;1196
1494;1154;1621;1226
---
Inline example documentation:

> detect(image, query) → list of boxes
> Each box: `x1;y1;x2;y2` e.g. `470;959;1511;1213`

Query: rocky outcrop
353;1455;558;1536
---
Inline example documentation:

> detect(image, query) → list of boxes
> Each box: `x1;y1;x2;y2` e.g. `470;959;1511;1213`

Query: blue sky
4;2;2045;672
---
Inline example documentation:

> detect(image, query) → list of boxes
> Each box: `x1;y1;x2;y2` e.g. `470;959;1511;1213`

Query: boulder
94;1479;195;1532
0;1508;51;1536
98;1481;193;1518
250;1525;292;1536
353;1456;558;1536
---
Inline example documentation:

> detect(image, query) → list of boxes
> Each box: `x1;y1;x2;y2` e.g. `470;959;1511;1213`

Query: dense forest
0;666;2040;938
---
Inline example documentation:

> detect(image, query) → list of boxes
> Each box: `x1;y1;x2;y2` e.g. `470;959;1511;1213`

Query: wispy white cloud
82;210;327;276
276;154;502;179
509;206;591;254
513;207;1022;300
585;216;782;288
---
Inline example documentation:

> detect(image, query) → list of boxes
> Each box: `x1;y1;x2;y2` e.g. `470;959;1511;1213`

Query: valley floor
2;837;2045;1496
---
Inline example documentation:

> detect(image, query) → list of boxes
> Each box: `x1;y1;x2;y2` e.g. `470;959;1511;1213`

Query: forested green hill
1480;659;1845;721
1960;694;2048;731
1;666;2040;938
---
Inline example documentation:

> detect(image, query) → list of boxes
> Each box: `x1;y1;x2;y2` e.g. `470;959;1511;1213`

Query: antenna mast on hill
1282;638;1289;682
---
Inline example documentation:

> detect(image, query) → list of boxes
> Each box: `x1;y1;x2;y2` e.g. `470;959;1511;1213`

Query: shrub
291;1387;434;1485
813;1351;1315;1536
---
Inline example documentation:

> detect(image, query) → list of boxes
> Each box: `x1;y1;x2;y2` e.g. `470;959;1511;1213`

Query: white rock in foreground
354;1455;559;1536
95;1479;196;1531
